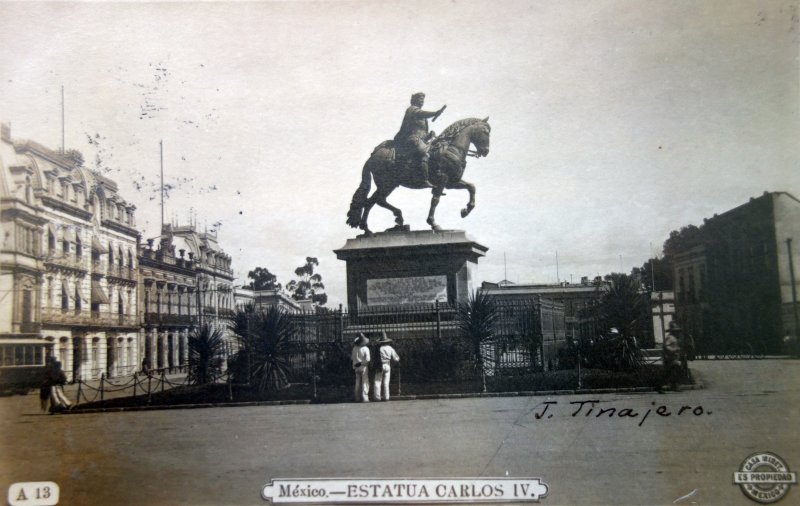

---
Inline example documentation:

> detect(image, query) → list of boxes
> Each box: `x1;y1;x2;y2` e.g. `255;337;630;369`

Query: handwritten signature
533;400;711;427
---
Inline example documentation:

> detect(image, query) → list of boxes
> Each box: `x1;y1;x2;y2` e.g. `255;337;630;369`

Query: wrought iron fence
270;299;566;386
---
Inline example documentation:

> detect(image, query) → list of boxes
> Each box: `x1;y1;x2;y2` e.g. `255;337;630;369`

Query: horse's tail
346;160;372;228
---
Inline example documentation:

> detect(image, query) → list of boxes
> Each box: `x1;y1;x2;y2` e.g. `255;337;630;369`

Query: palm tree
232;305;295;392
456;291;499;392
595;273;646;371
187;324;225;385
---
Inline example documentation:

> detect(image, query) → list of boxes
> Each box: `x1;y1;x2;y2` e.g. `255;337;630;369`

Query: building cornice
40;195;93;221
101;218;140;239
0;200;48;225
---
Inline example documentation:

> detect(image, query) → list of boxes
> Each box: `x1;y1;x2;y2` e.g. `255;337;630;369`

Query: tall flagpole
61;85;65;154
160;140;164;229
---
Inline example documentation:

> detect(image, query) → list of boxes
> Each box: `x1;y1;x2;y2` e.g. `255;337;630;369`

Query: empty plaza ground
1;360;798;506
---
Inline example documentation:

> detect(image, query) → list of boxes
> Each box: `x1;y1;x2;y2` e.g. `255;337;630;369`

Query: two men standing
351;332;400;402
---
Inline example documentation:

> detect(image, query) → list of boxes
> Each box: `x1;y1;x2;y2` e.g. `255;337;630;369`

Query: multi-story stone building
168;224;236;353
0;123;139;382
672;192;800;355
138;230;198;372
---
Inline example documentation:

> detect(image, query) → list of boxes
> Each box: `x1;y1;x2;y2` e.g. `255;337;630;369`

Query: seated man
393;92;446;187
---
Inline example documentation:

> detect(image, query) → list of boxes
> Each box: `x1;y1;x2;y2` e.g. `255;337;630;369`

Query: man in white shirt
351;333;371;402
373;332;400;401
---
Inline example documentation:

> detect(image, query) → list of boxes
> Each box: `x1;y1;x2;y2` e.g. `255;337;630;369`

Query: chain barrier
70;369;191;406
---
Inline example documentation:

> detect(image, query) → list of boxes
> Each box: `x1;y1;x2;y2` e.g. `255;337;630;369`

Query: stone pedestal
334;230;488;308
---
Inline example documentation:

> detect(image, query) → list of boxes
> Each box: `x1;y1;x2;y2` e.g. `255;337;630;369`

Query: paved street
1;360;799;506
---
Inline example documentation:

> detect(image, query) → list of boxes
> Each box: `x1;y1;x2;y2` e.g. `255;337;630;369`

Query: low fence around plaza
71;369;193;405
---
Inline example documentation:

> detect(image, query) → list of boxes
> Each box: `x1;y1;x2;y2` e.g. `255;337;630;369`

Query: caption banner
262;478;548;504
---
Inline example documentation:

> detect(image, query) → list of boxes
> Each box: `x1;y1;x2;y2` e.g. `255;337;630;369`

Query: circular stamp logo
733;452;797;503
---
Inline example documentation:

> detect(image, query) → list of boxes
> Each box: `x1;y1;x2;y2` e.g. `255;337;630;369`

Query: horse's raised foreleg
447;180;476;218
426;187;446;231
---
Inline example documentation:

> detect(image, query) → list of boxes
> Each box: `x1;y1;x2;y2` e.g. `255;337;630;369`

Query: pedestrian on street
660;321;682;392
48;360;72;412
39;356;56;412
141;358;149;376
351;333;370;402
372;332;400;401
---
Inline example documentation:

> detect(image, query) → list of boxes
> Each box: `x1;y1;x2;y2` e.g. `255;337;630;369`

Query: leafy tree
456;290;499;392
286;257;327;306
663;224;703;259
638;256;673;291
187;324;225;385
230;306;295;392
245;267;281;291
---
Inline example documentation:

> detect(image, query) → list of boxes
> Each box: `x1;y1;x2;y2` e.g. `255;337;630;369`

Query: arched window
48;229;55;253
74;285;82;314
118;246;123;266
75;235;82;259
127;250;133;270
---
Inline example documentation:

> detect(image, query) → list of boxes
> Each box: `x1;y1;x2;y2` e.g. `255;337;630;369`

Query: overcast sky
1;0;798;305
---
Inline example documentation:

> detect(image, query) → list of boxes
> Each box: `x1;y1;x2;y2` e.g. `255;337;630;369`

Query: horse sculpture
346;117;491;235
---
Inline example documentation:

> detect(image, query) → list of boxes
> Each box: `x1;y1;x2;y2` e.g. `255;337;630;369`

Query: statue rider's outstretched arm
412;105;446;119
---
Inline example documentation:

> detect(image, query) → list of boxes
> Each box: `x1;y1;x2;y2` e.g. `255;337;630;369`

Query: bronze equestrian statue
346;95;491;235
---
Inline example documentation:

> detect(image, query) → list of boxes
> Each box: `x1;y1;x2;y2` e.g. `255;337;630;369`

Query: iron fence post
100;373;105;401
338;304;344;343
435;300;441;340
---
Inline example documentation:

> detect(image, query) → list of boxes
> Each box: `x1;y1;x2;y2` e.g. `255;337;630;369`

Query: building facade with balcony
167;224;236;354
138;232;197;373
0;123;140;381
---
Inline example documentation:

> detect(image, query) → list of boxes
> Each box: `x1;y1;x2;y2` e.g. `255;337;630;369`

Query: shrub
187;325;225;385
231;306;295;392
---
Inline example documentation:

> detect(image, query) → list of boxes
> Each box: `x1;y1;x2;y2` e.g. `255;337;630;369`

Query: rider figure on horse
393;92;446;188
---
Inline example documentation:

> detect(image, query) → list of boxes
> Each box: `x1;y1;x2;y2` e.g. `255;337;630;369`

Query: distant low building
234;287;302;313
479;281;573;369
480;279;602;341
